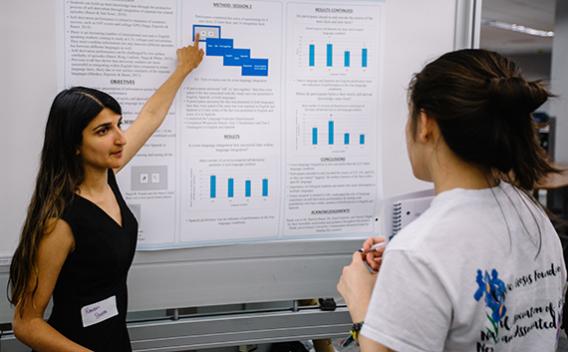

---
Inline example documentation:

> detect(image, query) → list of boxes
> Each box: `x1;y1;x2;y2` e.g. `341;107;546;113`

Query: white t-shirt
362;182;566;352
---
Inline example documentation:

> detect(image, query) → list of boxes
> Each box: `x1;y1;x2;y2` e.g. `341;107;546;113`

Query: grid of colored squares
210;176;269;199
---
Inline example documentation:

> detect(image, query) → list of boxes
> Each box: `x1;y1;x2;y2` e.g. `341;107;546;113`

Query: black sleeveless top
48;170;138;351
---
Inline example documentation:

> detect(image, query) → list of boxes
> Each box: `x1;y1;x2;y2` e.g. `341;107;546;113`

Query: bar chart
209;175;269;199
308;43;369;69
288;1;379;77
301;114;369;149
310;121;366;146
187;159;279;212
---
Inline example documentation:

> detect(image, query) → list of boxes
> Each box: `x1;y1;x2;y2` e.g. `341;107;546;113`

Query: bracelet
351;321;364;341
342;321;364;347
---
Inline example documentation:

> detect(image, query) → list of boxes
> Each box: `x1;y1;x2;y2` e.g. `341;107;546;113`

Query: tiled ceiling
481;0;556;54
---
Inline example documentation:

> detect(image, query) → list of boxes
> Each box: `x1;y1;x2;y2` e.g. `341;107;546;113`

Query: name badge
80;296;119;328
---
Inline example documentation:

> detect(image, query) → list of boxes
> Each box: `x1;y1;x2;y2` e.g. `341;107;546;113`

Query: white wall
0;1;59;259
380;0;456;197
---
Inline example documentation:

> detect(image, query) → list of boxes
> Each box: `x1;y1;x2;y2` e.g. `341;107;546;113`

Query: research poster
60;0;383;249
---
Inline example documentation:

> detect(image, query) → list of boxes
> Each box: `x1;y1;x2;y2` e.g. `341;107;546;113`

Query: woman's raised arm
118;34;204;171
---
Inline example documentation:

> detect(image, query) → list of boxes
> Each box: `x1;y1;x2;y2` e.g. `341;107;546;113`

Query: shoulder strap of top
107;169;129;209
107;168;119;194
60;197;76;225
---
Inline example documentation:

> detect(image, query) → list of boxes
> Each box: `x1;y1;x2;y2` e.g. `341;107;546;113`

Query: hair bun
487;76;549;115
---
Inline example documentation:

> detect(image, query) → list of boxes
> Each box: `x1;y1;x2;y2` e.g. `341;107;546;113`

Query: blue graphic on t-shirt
474;269;507;341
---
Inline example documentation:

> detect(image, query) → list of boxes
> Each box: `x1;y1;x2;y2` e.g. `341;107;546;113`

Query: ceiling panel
481;0;556;54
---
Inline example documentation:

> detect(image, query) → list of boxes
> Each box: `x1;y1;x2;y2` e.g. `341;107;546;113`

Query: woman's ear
416;110;439;143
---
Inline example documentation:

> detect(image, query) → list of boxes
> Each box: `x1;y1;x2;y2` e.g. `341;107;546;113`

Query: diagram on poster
60;0;383;249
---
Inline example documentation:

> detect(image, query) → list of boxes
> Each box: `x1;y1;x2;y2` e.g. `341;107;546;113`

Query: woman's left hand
176;33;205;76
337;251;377;323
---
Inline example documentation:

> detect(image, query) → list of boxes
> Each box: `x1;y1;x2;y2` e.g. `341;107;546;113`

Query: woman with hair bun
8;36;203;351
337;49;566;351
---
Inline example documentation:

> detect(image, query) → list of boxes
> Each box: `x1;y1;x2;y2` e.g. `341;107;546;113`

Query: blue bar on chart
360;134;365;145
328;120;334;145
326;44;333;67
312;127;318;145
362;48;368;68
210;175;216;199
228;178;234;198
309;44;315;67
344;133;350;145
344;51;350;67
245;180;251;197
262;179;269;197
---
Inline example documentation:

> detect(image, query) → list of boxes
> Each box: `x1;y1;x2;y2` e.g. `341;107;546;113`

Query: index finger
193;32;201;48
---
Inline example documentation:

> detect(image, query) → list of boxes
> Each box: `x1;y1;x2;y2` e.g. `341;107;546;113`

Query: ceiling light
482;20;554;38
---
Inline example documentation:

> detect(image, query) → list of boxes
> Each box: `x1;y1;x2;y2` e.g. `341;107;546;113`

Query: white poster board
1;0;472;325
59;0;384;249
